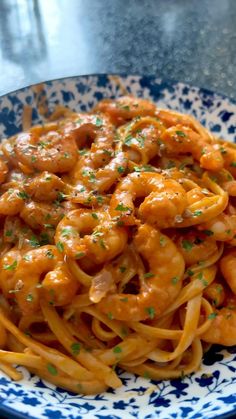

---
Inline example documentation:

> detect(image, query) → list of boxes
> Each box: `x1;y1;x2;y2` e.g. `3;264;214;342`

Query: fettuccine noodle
0;95;235;394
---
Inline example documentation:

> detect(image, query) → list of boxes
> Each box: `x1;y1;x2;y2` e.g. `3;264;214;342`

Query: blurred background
0;0;235;98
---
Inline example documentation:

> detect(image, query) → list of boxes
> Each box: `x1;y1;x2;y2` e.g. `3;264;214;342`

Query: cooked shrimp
65;113;114;165
218;142;236;177
198;213;236;241
25;171;69;202
3;216;34;250
176;230;218;266
14;125;78;173
160;125;224;171
20;201;67;229
201;295;236;345
118;116;165;164
220;250;236;294
55;209;128;264
13;246;79;314
0;249;22;298
203;282;225;307
110;172;187;228
70;152;128;193
97;224;185;321
0;159;8;184
0;188;25;216
94;96;156;126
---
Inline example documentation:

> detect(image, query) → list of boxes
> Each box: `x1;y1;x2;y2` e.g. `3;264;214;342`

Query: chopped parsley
120;297;128;302
3;260;17;270
17;191;29;200
187;269;194;277
145;307;156;319
75;252;85;259
71;342;81;355
29;236;40;248
5;230;13;237
26;294;33;302
47;363;58;376
56;242;64;253
119;266;126;273
175;130;187;137
144;272;155;279
159;236;166;247
91;212;99;220
113;346;122;354
193;210;202;216
46;250;54;259
115;203;130;212
61;227;73;238
197;272;208;286
230;162;236;167
208;312;217;320
172;276;179;285
107;312;113;320
95;117;103;127
31;156;37;162
182;240;193;251
117;166;125;174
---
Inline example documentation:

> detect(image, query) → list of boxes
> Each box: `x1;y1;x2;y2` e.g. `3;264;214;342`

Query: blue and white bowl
0;74;236;419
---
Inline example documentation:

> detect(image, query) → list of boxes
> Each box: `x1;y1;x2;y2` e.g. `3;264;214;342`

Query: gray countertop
0;0;235;99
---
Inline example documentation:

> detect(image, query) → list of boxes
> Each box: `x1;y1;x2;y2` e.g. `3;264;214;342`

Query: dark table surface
0;0;236;98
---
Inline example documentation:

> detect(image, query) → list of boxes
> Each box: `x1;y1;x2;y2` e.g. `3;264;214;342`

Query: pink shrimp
97;224;185;321
94;96;156;126
160;124;224;171
14;124;78;173
55;209;128;264
110;172;187;228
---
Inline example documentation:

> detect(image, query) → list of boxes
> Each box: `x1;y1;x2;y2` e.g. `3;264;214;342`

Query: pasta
0;95;236;394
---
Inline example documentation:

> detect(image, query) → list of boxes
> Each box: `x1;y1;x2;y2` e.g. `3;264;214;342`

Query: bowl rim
0;72;236;107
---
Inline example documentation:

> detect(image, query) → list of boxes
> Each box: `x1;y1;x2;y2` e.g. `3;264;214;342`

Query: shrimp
0;249;22;299
201;295;236;345
20;201;67;229
14;124;78;173
160;125;224;171
220;250;236;295
94;96;156;126
118;116;165;164
198;213;236;241
25;171;69;202
110;172;187;228
3;216;34;250
0;159;8;184
65;113;114;166
176;230;218;266
97;224;185;321
218;142;236;177
12;245;79;314
70;152;128;193
0;188;25;216
55;209;127;264
203;282;225;307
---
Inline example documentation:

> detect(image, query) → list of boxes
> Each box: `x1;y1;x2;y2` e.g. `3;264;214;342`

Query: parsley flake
56;242;64;253
145;307;156;319
182;240;193;251
3;260;17;270
71;342;81;355
208;312;217;320
47;363;58;376
115;203;131;212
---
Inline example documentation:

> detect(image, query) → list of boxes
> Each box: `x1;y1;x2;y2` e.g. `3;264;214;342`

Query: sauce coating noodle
0;96;235;394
